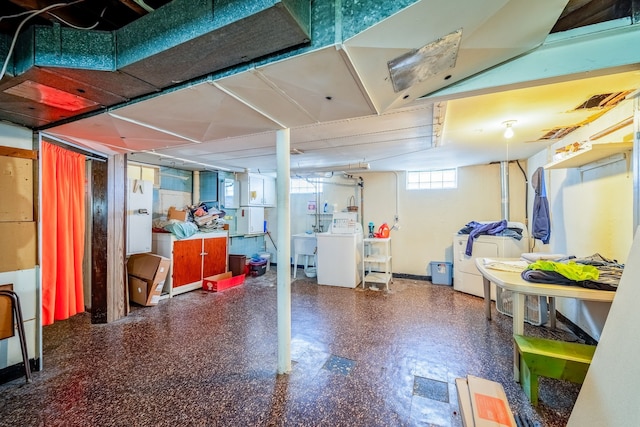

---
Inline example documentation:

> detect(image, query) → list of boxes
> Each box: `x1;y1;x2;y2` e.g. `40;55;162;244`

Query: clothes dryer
453;221;529;300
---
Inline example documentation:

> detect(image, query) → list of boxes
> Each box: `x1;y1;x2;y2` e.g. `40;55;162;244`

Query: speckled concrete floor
0;268;583;426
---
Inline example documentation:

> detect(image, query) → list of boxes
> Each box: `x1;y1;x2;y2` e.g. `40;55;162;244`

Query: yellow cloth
527;260;599;281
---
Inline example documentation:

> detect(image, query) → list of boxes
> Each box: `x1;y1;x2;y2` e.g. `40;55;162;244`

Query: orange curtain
42;141;86;326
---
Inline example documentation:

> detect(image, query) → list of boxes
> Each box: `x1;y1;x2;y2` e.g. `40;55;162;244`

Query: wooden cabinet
203;237;227;277
239;173;276;207
152;232;228;297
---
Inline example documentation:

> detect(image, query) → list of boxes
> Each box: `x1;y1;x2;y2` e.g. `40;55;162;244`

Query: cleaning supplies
374;223;390;238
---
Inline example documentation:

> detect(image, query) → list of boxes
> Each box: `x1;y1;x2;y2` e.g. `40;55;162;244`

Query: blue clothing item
464;219;508;256
531;167;551;244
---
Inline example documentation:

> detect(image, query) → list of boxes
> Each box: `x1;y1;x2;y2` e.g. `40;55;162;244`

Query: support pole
276;129;291;374
500;161;510;221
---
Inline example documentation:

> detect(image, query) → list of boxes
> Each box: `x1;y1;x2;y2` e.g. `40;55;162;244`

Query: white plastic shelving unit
362;237;392;290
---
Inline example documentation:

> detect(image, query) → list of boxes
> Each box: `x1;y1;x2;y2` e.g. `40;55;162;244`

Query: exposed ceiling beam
116;0;150;15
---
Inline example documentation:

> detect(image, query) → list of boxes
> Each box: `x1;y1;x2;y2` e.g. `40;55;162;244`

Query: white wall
0;122;39;371
284;162;527;276
527;99;634;340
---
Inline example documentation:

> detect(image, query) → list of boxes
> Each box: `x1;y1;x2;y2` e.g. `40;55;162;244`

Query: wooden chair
0;289;32;383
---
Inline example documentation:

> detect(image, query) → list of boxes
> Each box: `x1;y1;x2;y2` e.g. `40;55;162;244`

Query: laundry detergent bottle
375;223;390;238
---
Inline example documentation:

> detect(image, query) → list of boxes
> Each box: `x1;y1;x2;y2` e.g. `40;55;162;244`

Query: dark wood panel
203;237;227;278
91;159;108;324
108;153;126;322
172;239;203;287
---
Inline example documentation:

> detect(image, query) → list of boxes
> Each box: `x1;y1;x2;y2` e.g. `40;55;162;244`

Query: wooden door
172;239;203;287
203;237;227;278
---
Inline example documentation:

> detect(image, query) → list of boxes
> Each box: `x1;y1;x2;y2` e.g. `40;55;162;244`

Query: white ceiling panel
256;46;376;123
109;82;282;143
344;0;569;112
214;70;315;128
45;113;191;154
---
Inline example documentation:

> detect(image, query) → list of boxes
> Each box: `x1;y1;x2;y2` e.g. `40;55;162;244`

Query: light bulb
504;125;514;139
502;120;516;139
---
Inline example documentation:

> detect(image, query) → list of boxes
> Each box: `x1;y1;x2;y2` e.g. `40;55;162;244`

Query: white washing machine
453;221;529;300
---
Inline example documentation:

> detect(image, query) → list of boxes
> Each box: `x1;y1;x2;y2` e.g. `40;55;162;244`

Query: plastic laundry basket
430;261;453;285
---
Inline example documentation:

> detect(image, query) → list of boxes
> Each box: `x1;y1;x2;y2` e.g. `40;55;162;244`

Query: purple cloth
464;220;508;256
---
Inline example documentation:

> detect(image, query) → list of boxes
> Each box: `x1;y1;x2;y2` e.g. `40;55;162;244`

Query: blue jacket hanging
531;167;551;244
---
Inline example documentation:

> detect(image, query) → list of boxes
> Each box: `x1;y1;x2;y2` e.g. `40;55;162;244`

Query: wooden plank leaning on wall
0;145;37;274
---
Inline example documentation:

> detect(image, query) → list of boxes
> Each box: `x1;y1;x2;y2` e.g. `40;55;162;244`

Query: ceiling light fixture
503;120;516;139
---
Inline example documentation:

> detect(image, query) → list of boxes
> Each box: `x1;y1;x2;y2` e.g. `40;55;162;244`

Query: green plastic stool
513;334;595;406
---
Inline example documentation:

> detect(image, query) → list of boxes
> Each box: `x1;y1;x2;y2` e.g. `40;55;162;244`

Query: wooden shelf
544;142;632;170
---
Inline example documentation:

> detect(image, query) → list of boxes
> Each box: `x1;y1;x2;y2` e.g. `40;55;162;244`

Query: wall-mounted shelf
544;142;632;170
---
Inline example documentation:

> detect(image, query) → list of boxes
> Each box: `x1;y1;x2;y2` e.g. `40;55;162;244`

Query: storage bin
203;272;245;292
249;259;267;277
229;254;247;277
430;261;453;285
258;252;271;271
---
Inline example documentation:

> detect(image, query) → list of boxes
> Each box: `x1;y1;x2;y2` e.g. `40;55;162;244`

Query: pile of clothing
153;202;228;239
190;203;226;231
458;220;524;256
521;253;623;291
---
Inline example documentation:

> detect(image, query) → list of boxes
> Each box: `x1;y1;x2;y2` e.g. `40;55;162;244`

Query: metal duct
500;161;509;221
0;0;310;129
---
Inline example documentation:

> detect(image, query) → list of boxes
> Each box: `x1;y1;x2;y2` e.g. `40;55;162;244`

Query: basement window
407;169;457;190
291;177;322;194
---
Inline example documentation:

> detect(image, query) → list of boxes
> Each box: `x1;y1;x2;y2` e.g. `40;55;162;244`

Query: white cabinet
219;178;239;209
263;176;276;206
239;173;275;207
362;237;392;290
236;206;264;235
126;179;153;255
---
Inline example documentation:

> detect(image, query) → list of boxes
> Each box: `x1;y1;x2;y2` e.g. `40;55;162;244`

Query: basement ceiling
1;0;638;172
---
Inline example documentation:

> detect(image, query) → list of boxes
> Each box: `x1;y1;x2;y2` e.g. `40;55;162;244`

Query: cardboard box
128;275;164;306
127;253;170;285
202;272;245;292
0;283;15;340
0;156;33;222
455;377;474;427
0;222;36;273
168;206;188;222
456;375;516;427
